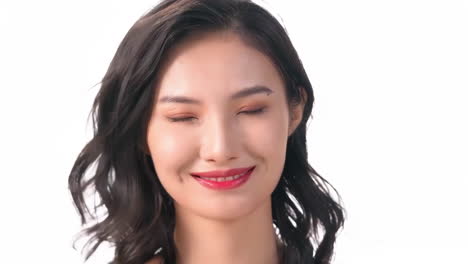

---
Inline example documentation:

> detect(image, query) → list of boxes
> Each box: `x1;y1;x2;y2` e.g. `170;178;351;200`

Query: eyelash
168;107;266;123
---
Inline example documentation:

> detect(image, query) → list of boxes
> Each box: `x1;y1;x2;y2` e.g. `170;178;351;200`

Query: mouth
191;166;255;190
190;165;255;179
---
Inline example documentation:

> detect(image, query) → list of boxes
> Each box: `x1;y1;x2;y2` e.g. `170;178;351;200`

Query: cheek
244;110;289;154
239;110;290;185
147;121;197;178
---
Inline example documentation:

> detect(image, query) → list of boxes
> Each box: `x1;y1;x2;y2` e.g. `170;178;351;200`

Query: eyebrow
158;85;274;105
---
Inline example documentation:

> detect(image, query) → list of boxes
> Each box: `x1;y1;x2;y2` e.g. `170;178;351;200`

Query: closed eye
239;107;266;115
167;116;197;122
167;107;266;123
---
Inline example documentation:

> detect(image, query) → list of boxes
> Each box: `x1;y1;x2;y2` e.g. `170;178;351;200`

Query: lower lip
192;166;255;190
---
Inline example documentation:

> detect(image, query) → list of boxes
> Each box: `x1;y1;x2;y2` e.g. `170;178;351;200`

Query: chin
186;194;272;221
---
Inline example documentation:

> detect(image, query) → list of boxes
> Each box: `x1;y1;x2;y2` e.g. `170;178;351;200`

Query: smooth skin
146;30;305;264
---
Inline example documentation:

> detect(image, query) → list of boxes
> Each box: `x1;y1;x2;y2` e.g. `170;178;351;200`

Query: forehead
154;31;284;99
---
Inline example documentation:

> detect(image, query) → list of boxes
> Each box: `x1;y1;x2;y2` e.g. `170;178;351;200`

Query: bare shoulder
145;255;164;264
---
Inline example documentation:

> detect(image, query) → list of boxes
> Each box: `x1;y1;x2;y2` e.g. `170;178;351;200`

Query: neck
173;197;282;264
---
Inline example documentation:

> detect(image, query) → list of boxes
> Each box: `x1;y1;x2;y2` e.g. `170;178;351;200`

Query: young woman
69;0;345;263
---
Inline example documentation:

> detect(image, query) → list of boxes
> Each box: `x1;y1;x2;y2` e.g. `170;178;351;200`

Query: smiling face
146;31;302;220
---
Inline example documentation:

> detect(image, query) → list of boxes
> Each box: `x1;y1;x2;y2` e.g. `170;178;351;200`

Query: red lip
190;166;255;178
192;166;255;190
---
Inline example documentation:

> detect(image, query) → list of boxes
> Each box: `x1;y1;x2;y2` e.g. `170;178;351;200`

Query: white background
1;0;467;263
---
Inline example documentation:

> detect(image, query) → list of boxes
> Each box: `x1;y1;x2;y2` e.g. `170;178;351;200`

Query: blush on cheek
148;126;198;178
242;117;287;151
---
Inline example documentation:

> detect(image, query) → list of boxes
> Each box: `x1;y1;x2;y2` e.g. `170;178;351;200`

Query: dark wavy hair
69;0;345;263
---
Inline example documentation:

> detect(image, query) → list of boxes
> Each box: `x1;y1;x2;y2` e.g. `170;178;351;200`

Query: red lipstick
190;166;255;190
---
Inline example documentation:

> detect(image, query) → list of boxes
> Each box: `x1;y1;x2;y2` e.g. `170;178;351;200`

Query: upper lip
190;166;255;178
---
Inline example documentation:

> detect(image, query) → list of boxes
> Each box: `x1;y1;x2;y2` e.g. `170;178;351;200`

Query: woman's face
147;31;302;220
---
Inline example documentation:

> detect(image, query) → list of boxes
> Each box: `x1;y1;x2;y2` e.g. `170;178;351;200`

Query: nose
199;114;239;164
